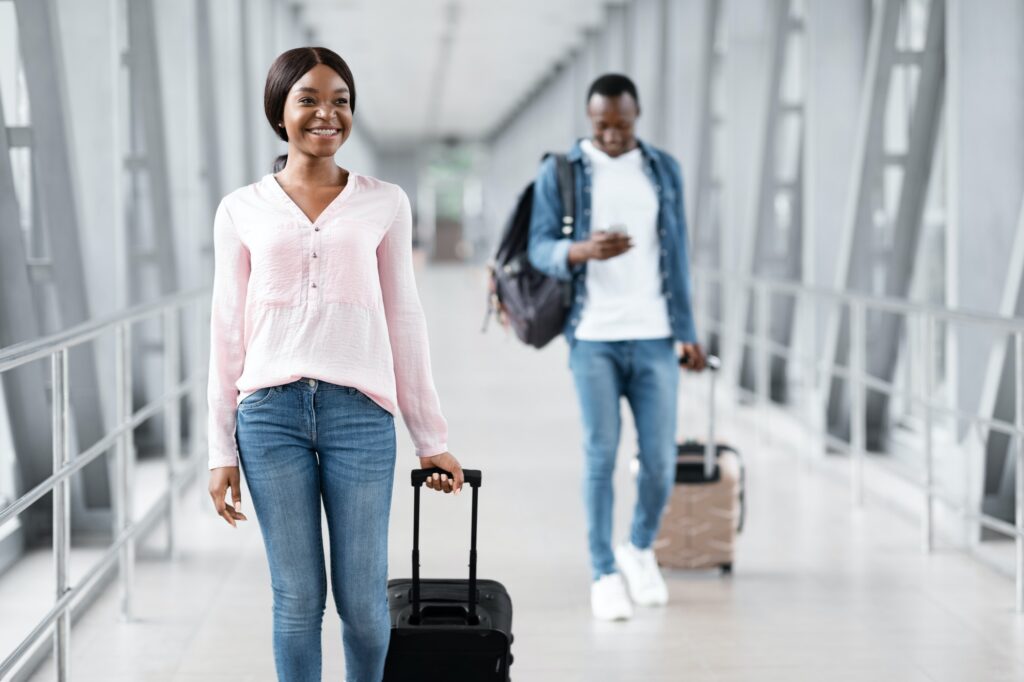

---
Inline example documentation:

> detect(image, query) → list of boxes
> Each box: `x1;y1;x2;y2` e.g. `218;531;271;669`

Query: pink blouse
206;171;449;469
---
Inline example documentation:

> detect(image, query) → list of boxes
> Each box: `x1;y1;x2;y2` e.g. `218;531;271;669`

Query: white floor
14;264;1024;681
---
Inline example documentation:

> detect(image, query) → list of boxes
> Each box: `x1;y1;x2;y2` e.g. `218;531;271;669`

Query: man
528;73;706;621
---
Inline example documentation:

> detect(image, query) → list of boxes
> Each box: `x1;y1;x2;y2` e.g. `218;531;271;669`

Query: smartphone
605;223;629;237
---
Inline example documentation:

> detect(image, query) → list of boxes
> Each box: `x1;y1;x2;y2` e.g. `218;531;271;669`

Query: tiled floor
15;264;1024;681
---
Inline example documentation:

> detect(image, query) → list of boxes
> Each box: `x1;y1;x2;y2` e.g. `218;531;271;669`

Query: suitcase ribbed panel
654;451;742;569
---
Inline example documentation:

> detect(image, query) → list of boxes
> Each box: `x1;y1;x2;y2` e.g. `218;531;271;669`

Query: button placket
309;223;321;302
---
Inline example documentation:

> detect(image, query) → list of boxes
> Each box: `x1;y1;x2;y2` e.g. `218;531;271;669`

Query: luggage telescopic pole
468;485;479;622
412;484;421;623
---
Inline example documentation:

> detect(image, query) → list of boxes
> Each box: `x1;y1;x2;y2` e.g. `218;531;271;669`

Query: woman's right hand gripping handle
209;466;249;528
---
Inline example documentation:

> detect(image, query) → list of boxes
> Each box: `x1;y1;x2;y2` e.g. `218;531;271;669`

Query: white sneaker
590;573;634;621
615;543;669;606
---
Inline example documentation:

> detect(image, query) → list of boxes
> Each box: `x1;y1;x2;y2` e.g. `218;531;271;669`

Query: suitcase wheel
720;563;733;575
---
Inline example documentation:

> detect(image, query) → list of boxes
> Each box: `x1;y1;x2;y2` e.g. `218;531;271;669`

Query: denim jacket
526;138;698;346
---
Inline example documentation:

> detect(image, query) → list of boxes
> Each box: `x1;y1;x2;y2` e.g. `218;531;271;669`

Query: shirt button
584;209;591;217
314;227;320;231
312;252;318;258
311;283;317;288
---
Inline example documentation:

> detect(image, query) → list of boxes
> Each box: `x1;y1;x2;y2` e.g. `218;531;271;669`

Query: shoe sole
632;597;668;607
593;611;633;621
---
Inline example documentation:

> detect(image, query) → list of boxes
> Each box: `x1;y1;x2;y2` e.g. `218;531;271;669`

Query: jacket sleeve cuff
677;318;699;344
552;239;573;280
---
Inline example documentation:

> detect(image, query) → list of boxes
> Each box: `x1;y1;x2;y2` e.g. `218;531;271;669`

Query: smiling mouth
307;128;340;137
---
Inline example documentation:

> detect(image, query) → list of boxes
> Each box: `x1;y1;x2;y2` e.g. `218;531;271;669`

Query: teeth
309;129;338;136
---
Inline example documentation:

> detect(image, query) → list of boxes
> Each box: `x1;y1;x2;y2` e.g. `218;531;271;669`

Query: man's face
586;92;639;158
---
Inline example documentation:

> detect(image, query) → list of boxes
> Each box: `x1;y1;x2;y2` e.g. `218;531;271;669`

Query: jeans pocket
350;388;385;412
238;386;278;410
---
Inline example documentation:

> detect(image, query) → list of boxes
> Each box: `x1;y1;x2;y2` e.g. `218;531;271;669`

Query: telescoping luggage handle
680;353;722;479
409;468;483;625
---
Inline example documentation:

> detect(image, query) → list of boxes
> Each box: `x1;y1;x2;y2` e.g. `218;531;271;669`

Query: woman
206;46;463;682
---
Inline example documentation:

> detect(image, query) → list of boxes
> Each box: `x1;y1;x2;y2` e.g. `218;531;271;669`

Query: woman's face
279;63;353;161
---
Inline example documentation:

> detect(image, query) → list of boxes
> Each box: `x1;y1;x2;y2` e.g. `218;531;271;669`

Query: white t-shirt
575;139;671;341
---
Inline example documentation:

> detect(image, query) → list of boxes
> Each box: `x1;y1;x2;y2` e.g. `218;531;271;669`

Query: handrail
0;287;211;680
695;267;1024;332
0;286;208;373
692;267;1024;612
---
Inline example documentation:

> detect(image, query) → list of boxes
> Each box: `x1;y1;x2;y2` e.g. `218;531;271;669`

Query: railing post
195;300;208;512
1015;331;1023;613
723;276;735;386
51;349;70;681
694;271;704;346
822;298;832;465
923;314;935;553
163;307;181;559
114;322;134;621
703;272;712;350
850;300;866;508
802;290;821;467
757;283;771;410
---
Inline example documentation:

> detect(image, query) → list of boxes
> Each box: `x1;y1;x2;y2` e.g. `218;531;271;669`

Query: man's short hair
586;74;640;108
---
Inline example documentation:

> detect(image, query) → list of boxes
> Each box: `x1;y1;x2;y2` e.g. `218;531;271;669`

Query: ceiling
299;0;618;148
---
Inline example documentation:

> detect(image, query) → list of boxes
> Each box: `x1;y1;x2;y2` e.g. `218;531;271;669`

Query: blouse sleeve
376;188;449;457
206;200;250;469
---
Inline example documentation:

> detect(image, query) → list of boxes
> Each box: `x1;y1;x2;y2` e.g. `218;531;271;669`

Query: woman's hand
209;466;248;528
418;452;465;495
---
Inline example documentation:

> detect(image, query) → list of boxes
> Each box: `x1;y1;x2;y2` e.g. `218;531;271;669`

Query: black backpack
484;154;575;349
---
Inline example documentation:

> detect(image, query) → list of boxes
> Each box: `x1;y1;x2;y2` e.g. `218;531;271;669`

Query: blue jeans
235;377;396;682
568;338;679;580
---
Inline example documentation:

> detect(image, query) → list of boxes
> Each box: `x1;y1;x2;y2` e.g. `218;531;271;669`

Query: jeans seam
309;392;317;445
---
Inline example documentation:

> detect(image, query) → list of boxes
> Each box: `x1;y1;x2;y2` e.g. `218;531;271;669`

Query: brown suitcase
651;356;745;572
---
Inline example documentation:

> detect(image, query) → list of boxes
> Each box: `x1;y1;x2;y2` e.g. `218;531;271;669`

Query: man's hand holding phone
568;224;633;265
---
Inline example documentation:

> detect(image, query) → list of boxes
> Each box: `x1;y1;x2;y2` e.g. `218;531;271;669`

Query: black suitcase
383;468;514;681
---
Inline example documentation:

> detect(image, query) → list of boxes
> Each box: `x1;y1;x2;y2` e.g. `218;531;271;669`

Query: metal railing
1;267;1022;680
693;267;1024;613
0;288;210;681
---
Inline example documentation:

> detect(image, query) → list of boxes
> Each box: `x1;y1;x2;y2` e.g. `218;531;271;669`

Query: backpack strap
539;152;576;237
550;154;577;308
553;154;575;238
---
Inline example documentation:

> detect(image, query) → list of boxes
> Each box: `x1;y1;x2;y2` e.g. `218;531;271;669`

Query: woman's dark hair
265;47;356;172
586;73;640;109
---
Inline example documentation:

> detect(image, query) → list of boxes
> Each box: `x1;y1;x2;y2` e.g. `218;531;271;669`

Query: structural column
948;0;1024;526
